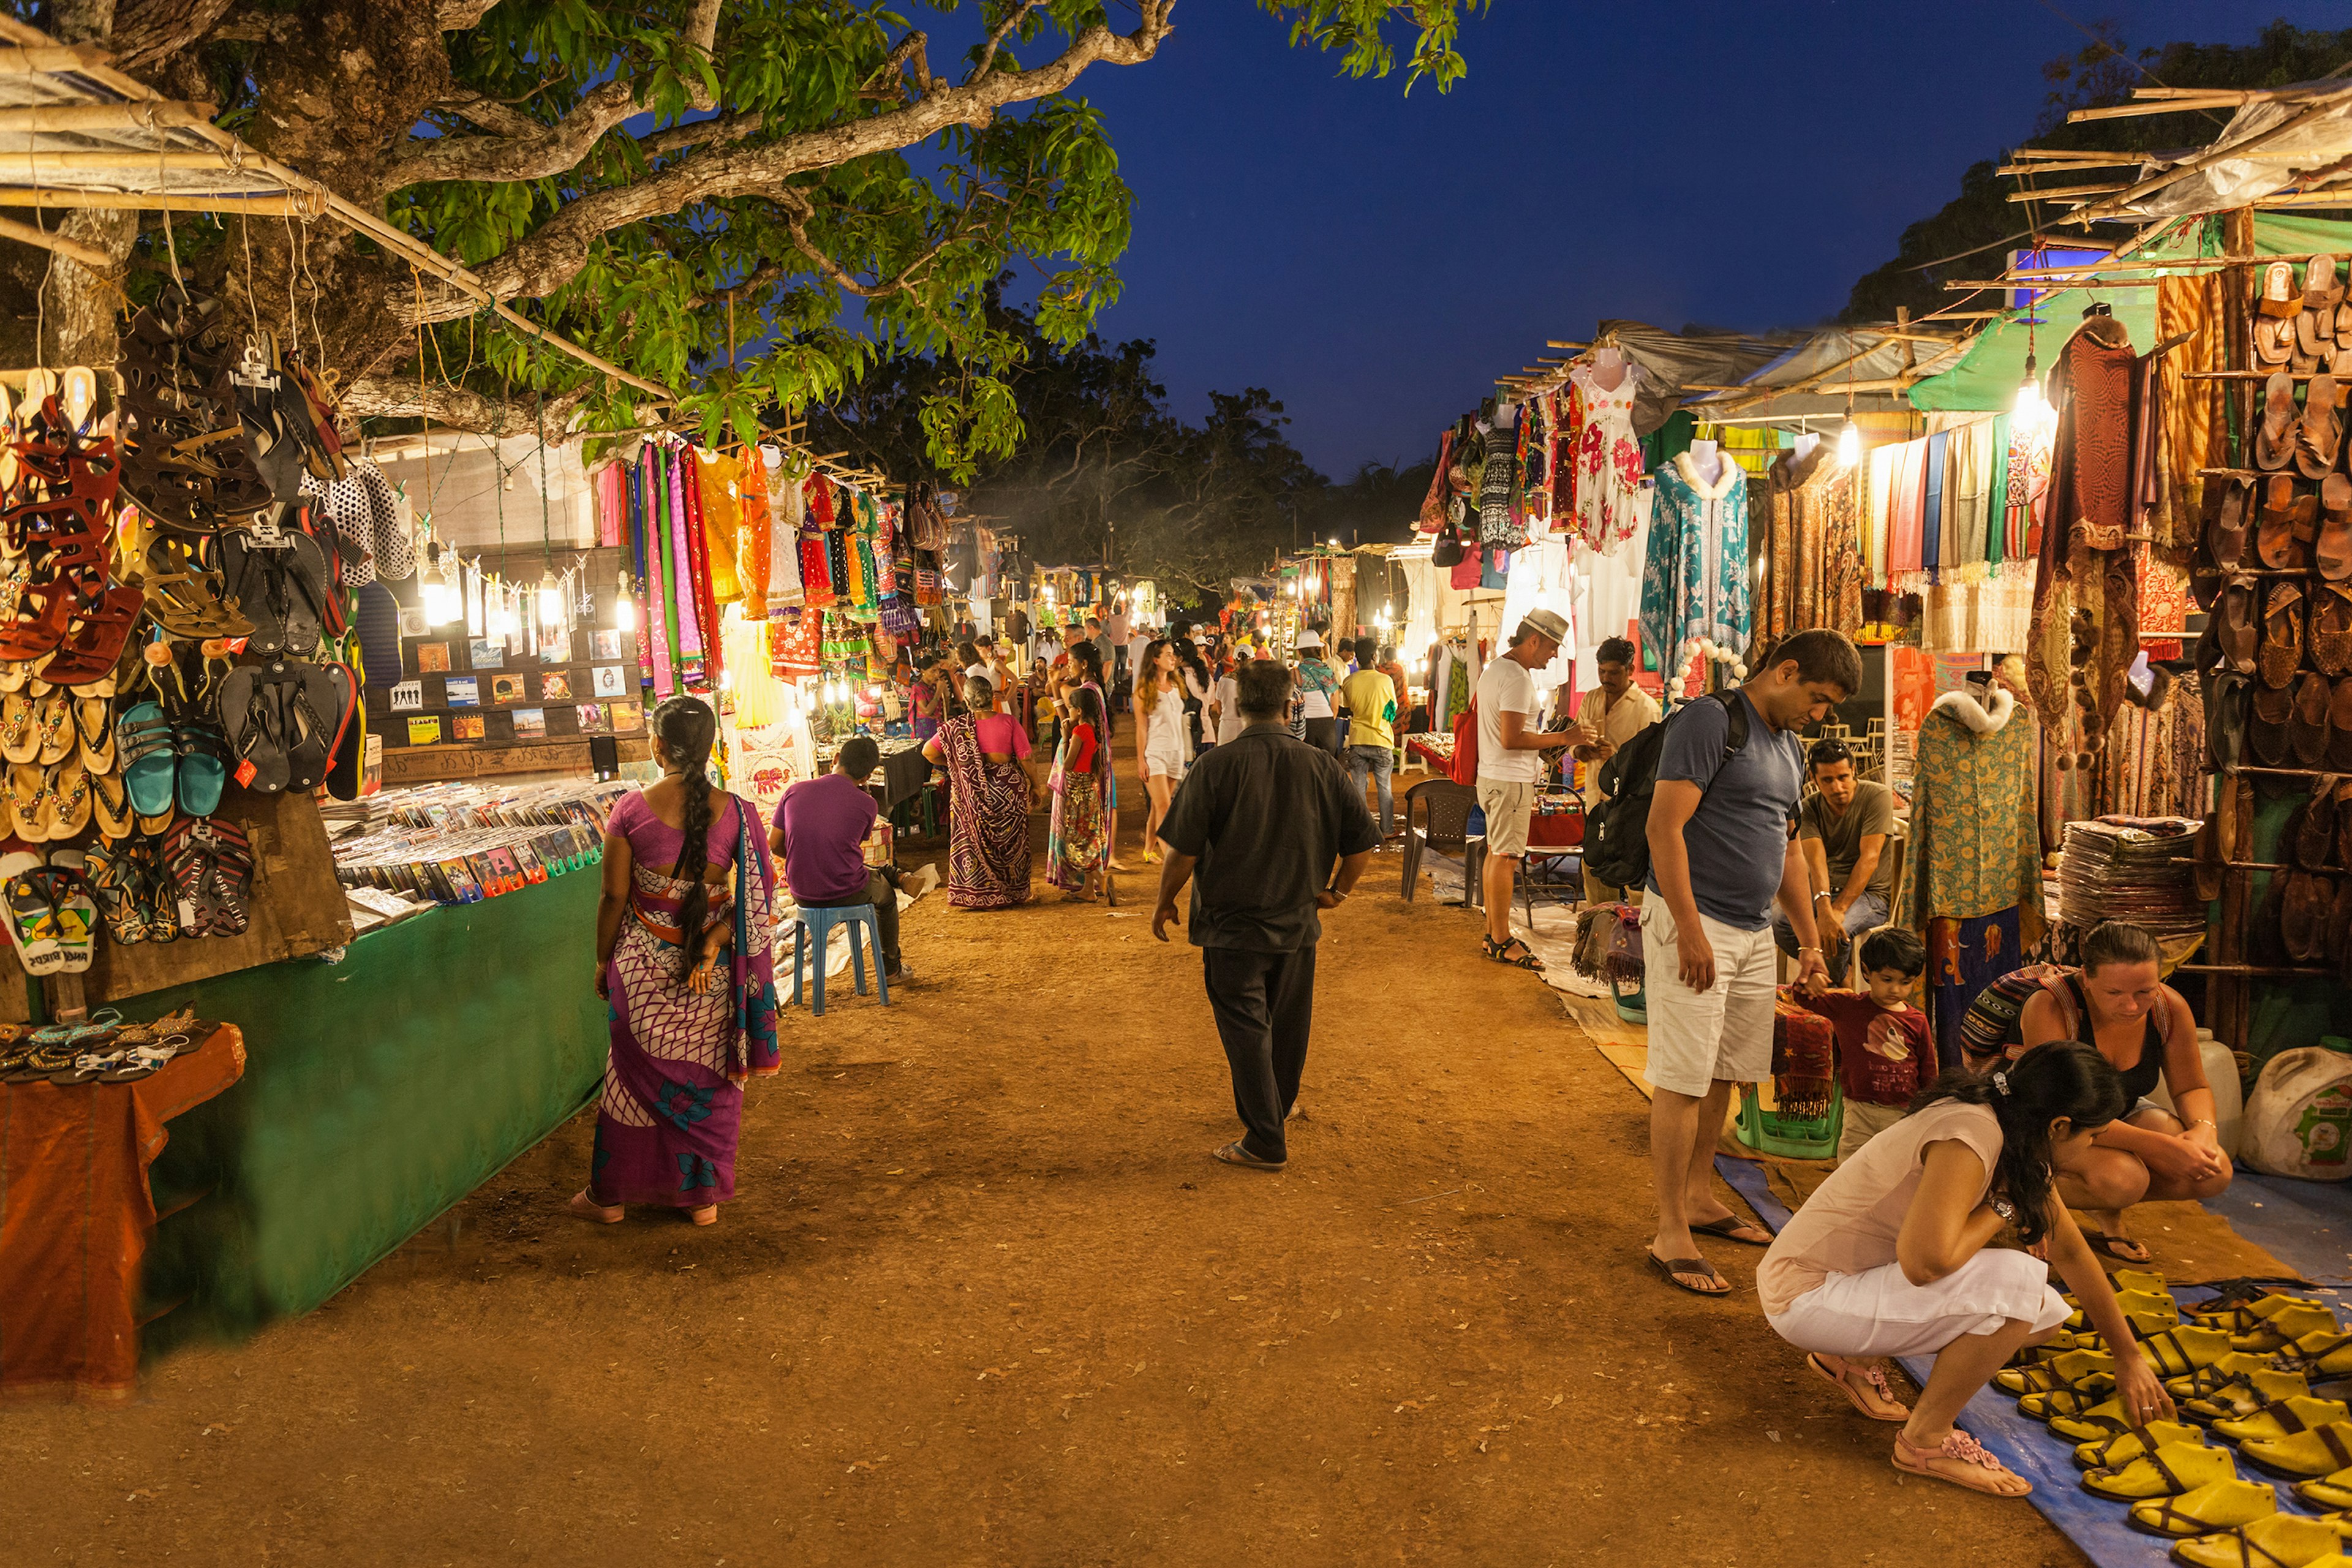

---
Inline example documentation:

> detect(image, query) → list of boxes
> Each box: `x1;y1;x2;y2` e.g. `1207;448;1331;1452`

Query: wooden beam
2067;96;2246;124
2006;182;2130;202
0;212;111;268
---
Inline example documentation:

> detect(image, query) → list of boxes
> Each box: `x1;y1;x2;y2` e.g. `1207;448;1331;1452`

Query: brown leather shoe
2261;579;2308;688
2295;671;2335;766
2332;684;2352;774
2299;772;2342;869
2302;375;2346;481
2214;477;2251;570
2310;254;2347;310
2258;372;2301;470
2323;475;2352;582
2286;872;2334;963
2220;575;2259;674
2263;474;2318;568
2316;582;2352;674
2252;681;2296;766
2331;878;2352;968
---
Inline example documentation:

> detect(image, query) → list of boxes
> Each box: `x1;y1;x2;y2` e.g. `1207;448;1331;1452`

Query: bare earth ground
0;796;2089;1567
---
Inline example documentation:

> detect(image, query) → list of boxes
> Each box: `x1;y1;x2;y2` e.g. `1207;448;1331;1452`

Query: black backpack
1581;691;1749;892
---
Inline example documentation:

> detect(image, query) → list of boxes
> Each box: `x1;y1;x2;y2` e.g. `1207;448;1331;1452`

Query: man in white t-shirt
1474;609;1577;969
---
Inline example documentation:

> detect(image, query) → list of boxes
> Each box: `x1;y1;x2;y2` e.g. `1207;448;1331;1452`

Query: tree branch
968;1;1046;85
466;2;1174;311
441;91;552;141
110;0;239;70
343;374;597;438
380;0;722;192
436;0;501;28
638;111;764;160
862;30;938;103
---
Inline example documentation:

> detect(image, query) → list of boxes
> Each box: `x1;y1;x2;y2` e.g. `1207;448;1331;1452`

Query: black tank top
2063;973;2165;1102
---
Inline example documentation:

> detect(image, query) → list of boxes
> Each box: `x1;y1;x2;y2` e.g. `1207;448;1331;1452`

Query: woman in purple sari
573;696;780;1227
922;673;1034;908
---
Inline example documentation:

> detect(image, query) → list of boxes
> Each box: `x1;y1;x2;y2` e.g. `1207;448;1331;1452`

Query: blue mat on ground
1714;1155;2352;1568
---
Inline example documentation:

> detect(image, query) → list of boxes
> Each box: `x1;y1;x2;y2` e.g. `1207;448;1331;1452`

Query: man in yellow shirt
1572;636;1660;904
1340;641;1400;840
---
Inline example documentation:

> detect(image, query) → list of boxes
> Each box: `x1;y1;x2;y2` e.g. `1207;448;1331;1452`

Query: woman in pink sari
573;696;780;1227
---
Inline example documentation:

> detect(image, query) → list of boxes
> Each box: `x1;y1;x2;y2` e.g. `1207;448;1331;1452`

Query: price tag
230;342;279;391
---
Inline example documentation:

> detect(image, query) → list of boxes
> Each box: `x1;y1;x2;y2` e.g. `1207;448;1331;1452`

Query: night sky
1070;1;2345;477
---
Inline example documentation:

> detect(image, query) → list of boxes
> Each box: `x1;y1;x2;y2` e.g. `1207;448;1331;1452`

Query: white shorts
1639;900;1777;1098
1766;1250;2070;1360
1146;739;1186;780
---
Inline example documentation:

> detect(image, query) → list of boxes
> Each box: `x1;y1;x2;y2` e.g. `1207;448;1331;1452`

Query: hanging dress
1569;364;1643;552
1640;451;1751;680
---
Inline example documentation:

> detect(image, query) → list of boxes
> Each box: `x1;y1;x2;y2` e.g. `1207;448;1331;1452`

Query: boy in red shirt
1795;925;1932;1161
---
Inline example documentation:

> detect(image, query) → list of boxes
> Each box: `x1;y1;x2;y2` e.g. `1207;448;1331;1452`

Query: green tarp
1909;214;2352;412
139;870;608;1352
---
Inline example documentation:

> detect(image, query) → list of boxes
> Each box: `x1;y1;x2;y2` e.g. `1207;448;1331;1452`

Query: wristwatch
1989;1196;2018;1223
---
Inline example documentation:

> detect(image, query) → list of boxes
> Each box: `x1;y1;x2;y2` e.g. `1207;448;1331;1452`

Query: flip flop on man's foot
1212;1140;1286;1171
1483;934;1544;971
1691;1212;1773;1246
1645;1247;1729;1296
2091;1231;2154;1264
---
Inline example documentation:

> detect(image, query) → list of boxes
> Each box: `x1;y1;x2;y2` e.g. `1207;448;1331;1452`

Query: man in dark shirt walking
1152;660;1380;1170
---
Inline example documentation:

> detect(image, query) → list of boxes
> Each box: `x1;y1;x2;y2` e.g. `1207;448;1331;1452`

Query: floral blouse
1570;364;1644;553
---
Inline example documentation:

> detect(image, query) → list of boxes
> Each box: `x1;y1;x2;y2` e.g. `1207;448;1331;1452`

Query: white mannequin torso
1686;439;1723;486
1589;345;1627;392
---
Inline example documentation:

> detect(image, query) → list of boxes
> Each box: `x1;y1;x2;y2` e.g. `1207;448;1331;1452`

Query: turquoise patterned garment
1640;452;1751;683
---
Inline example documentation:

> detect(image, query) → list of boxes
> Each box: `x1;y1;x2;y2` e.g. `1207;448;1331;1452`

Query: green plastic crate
1736;1082;1844;1161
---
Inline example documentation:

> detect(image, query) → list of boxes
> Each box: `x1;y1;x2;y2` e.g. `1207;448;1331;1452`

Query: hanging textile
1415;428;1455;535
1639;452;1749;684
2099;676;2206;820
1569;365;1642;552
1760;443;1864;641
1864;444;1896;589
1925;911;2024;1076
1552;382;1584;535
768;611;820;677
648;447;679;699
696;448;745;606
2001;410;2052;567
1896;687;2045;951
1479;405;1520;546
1887;437;1929;594
2157;271;2225;545
2026;317;2139;763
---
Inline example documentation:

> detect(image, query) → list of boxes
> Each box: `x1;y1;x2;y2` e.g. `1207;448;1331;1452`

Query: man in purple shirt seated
769;735;910;981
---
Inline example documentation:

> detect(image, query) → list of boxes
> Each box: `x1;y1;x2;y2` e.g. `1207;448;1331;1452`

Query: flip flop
1691;1213;1772;1246
2297;775;2342;869
173;716;230;815
2090;1231;2156;1265
322;655;362;801
2303;375;2346;481
2219;576;2259;674
1;857;62;975
2214;478;2251;570
115;699;176;816
2257;372;2301;471
279;660;348;792
1210;1140;1285;1171
1644;1248;1728;1297
2252;684;2296;767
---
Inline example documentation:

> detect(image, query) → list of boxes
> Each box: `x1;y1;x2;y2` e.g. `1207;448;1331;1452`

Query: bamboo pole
2068;83;2352;225
0;188;323;214
0;45;111;73
0;211;110;267
0;101;215;131
0;151;236;170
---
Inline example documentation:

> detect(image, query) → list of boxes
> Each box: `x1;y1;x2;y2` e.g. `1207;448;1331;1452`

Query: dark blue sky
1065;1;2343;477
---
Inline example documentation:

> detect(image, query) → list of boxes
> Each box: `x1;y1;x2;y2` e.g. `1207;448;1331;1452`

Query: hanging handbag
1432;518;1466;568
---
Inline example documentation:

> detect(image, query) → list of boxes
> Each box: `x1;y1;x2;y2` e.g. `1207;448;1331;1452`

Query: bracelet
1798;946;1823;956
2190;1118;2217;1131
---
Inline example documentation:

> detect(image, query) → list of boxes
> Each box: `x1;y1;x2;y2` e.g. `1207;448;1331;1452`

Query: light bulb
537;570;562;621
1837;420;1860;467
615;594;636;632
421;578;458;625
718;668;733;692
2016;377;2048;421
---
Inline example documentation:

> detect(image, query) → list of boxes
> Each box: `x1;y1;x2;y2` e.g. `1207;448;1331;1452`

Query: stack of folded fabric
1770;990;1836;1120
2056;816;2205;944
1997;1268;2352;1558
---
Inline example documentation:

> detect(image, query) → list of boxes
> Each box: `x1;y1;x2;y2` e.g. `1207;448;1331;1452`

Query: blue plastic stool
791;904;891;1014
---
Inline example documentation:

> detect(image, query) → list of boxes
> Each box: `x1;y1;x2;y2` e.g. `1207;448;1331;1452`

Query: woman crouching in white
1757;1041;2174;1496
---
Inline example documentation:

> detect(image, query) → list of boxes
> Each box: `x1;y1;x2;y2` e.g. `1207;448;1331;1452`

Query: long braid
654;696;719;984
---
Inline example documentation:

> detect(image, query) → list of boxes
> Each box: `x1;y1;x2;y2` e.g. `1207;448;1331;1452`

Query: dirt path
1;802;2088;1566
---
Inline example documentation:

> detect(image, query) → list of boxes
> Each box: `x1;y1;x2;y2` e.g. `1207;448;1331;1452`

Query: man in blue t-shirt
1641;628;1861;1297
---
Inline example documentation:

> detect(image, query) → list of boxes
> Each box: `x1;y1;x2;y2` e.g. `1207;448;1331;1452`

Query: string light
537;567;563;622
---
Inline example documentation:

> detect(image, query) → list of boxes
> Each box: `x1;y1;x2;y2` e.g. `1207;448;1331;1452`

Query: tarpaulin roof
1684;325;1972;420
1909;212;2352;412
2106;80;2352;220
1596;320;1794;435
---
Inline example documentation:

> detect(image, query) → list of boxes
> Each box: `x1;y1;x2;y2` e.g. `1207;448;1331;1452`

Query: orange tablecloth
0;1023;244;1402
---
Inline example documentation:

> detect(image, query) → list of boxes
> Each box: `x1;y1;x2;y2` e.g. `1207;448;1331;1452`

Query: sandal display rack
2189;213;2352;1057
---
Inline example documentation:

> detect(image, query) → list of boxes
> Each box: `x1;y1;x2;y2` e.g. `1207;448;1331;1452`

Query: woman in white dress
1133;638;1189;862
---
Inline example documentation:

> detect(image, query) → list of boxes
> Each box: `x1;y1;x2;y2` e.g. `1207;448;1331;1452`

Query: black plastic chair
1401;778;1480;903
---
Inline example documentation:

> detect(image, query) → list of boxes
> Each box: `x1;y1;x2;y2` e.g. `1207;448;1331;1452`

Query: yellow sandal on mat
2125;1478;2280;1538
2167;1509;2339;1565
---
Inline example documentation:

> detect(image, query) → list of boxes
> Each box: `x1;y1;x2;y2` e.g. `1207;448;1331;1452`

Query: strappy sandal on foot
1212;1140;1285;1172
568;1190;622;1224
1807;1353;1908;1422
1892;1428;2032;1496
1482;933;1543;971
1644;1247;1727;1297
